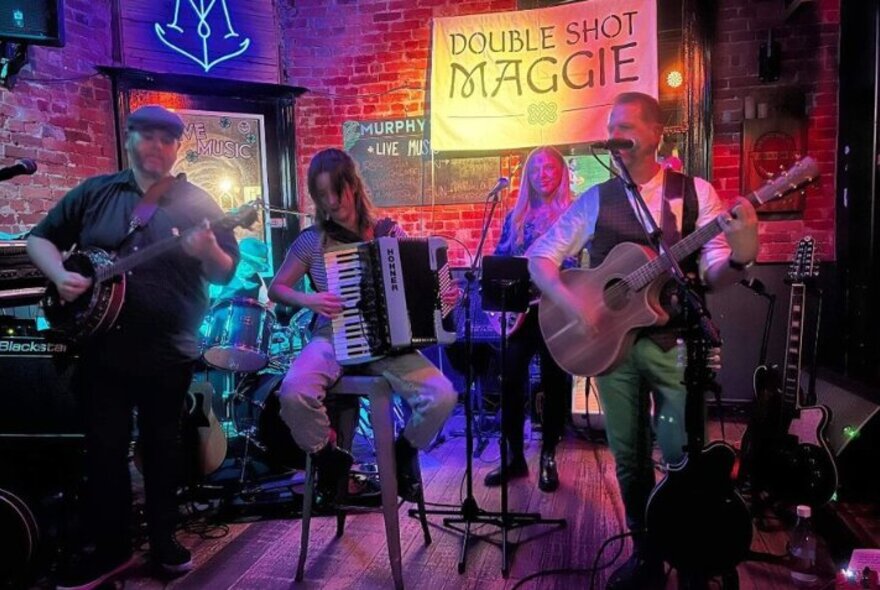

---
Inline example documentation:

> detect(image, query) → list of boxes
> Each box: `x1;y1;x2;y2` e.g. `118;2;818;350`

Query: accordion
324;237;457;365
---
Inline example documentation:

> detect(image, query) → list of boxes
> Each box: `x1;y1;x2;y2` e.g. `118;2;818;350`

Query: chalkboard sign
343;118;501;207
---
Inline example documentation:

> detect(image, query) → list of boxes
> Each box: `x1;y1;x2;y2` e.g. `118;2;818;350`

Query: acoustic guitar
42;201;259;344
134;381;227;477
538;157;819;377
186;381;228;476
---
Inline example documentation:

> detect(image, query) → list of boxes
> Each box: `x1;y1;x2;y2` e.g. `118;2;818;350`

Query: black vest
589;172;699;350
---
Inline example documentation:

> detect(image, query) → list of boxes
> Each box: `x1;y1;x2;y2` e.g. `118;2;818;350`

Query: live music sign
430;0;658;151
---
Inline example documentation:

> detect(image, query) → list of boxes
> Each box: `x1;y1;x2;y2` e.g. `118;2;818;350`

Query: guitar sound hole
603;278;630;311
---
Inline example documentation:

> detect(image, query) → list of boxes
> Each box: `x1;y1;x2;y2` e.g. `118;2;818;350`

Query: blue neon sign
154;0;251;73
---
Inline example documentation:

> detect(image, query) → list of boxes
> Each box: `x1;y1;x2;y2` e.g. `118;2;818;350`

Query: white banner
430;0;658;151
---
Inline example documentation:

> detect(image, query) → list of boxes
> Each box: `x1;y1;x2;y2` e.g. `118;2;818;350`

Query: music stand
441;255;566;575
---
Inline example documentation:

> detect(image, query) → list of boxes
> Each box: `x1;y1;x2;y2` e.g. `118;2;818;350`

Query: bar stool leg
370;389;404;590
296;454;315;581
415;485;432;547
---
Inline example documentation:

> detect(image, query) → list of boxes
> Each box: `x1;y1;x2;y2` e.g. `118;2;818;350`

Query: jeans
277;327;458;453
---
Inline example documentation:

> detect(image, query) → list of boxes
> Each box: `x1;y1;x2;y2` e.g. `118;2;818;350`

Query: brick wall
0;0;841;266
0;0;115;235
284;0;840;266
281;0;518;267
712;0;839;262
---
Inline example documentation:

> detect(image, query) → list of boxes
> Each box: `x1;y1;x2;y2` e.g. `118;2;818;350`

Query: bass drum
0;488;40;584
232;373;306;471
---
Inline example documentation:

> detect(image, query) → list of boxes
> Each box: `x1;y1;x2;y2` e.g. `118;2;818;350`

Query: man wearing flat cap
28;105;240;589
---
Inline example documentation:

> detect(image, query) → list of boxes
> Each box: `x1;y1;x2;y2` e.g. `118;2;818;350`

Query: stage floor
30;411;849;589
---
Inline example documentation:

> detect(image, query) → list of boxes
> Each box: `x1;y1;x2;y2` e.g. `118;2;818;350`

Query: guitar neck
95;236;182;283
92;203;256;284
626;211;724;290
625;160;817;291
781;283;807;410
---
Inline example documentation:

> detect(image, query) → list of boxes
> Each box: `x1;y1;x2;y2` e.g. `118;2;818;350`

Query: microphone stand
408;182;565;577
611;151;741;586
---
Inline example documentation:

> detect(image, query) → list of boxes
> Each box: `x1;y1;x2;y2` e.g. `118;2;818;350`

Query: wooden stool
295;376;432;590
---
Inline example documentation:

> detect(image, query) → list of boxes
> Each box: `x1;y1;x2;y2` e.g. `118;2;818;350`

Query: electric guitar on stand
646;329;753;583
751;236;838;507
538;157;819;377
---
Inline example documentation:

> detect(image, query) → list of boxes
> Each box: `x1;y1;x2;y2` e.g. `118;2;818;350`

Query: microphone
590;138;635;151
486;177;509;200
740;277;766;294
0;159;38;181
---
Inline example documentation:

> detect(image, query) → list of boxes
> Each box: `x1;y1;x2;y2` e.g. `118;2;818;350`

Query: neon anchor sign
154;0;251;72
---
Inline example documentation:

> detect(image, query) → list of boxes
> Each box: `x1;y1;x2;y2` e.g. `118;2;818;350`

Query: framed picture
741;116;808;215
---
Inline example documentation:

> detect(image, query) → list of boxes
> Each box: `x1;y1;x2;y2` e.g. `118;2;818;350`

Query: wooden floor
34;413;831;589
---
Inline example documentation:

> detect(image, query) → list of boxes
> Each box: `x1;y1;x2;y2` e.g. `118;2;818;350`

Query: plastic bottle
789;504;819;585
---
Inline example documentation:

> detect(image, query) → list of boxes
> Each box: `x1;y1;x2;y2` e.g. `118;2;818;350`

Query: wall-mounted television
0;0;65;47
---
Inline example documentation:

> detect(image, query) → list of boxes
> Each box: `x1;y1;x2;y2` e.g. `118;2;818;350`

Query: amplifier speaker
806;371;880;500
423;342;502;399
0;341;82;436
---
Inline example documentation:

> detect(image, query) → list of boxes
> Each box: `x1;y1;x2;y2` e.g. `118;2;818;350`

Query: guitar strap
662;170;699;270
125;173;187;238
661;170;698;240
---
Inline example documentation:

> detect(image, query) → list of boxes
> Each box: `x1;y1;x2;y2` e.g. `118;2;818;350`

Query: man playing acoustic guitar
27;105;239;590
528;92;759;590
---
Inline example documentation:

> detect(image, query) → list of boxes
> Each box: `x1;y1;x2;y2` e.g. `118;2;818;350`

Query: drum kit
195;296;313;492
194;294;409;508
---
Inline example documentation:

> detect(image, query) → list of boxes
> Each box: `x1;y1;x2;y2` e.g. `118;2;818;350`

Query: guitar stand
410;257;566;577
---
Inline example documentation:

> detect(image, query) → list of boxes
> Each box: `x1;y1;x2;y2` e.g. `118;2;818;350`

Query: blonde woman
486;146;578;492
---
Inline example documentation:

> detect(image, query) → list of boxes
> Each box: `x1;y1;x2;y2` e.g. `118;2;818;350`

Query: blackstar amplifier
0;330;82;437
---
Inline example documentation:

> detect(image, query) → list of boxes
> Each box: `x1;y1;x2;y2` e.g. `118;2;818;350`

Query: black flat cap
127;105;185;139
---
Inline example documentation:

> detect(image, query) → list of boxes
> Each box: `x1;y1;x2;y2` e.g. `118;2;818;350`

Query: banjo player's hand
55;271;92;302
180;219;220;262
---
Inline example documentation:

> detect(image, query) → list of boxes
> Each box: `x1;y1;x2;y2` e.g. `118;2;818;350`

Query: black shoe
606;551;665;590
394;436;423;502
312;443;354;511
151;536;193;574
538;448;559;492
483;455;528;487
56;550;135;590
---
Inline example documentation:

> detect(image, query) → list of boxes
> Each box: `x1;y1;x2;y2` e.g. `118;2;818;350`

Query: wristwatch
728;256;754;271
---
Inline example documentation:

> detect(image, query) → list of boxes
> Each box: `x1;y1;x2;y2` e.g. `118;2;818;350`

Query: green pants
595;337;688;533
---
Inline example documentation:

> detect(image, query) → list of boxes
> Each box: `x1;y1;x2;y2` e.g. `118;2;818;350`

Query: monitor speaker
806;371;880;500
0;0;65;47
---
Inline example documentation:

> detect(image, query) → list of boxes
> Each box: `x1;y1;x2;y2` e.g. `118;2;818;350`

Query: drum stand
224;375;274;493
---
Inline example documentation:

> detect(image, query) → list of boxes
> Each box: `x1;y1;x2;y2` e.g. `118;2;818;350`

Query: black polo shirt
31;169;240;372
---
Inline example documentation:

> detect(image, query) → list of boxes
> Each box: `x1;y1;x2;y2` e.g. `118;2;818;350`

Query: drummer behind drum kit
194;295;314;499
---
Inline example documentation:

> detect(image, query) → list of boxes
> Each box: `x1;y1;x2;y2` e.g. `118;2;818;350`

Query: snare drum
200;298;275;372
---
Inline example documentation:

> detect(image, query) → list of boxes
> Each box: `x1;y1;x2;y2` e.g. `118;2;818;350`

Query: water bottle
788;504;819;585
